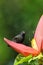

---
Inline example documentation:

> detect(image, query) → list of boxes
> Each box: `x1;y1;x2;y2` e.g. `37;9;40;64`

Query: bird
12;31;25;43
8;31;25;47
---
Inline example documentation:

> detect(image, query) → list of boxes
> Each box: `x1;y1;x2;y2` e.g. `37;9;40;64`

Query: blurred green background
0;0;43;65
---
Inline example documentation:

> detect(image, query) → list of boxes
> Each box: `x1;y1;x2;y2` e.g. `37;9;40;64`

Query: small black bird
8;31;25;47
12;31;25;43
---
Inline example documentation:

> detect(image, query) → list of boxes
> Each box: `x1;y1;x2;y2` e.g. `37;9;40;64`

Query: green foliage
14;54;32;65
28;59;39;65
14;54;39;65
14;53;43;65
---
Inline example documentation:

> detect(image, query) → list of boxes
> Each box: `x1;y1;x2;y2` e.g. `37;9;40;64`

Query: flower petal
34;15;43;52
4;38;39;56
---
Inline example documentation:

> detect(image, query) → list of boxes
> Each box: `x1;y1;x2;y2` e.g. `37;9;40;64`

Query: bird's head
21;31;25;37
